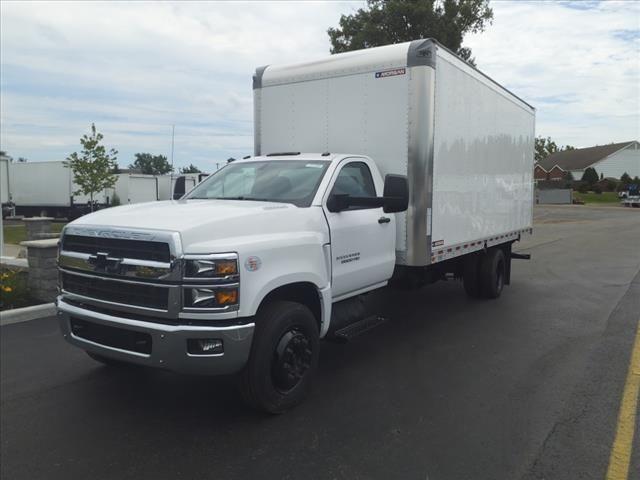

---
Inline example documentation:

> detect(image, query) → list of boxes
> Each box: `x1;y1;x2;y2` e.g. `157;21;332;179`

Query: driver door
324;159;396;299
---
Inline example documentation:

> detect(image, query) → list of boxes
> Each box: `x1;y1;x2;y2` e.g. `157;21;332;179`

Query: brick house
535;140;639;181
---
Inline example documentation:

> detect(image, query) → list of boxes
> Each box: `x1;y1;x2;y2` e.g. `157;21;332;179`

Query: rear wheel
479;248;506;299
239;301;319;414
463;254;482;298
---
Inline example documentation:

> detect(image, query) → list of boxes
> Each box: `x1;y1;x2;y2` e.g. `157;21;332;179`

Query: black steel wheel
271;328;314;393
479;248;506;299
463;253;482;298
239;301;319;414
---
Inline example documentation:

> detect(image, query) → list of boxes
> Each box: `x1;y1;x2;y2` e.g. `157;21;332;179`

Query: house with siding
534;140;639;181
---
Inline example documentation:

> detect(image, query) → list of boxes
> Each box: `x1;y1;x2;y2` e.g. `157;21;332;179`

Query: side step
331;315;387;343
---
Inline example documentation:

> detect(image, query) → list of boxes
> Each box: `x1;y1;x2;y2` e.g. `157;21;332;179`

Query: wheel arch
254;281;329;333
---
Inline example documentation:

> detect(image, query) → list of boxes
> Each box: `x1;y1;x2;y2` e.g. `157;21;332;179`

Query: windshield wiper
189;196;274;202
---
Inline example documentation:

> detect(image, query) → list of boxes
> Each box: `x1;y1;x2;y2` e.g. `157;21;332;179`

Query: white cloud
464;0;640;147
1;0;638;168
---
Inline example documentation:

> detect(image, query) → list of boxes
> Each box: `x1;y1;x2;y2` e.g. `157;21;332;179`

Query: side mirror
383;175;409;213
173;176;186;200
327;194;351;212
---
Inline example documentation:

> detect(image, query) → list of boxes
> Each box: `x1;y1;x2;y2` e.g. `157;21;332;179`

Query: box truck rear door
324;160;395;298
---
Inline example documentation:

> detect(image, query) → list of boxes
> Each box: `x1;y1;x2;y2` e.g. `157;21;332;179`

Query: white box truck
157;173;209;201
56;39;535;413
0;162;180;218
113;174;159;205
2;160;111;218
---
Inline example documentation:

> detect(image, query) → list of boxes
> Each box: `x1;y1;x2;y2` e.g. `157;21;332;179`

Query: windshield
185;160;330;207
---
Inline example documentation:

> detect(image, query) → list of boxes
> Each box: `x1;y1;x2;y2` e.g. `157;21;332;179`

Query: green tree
581;167;599;186
534;136;575;162
620;172;632;185
64;124;118;211
180;163;202;174
129;153;173;175
327;0;493;65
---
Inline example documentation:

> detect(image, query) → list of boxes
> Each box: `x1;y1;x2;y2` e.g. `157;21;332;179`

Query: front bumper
57;298;254;375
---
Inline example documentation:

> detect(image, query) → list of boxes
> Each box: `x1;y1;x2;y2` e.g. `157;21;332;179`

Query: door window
330;162;377;203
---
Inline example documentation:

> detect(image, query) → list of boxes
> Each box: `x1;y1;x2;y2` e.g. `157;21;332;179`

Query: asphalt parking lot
1;205;639;480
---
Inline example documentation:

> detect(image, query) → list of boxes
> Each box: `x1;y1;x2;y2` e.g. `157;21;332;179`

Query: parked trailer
0;158;9;207
57;39;535;413
0;161;171;218
1;160;110;218
113;174;159;205
157;173;210;200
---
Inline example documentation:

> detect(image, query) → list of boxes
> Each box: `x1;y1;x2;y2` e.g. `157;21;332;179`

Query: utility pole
170;125;175;173
170;125;175;198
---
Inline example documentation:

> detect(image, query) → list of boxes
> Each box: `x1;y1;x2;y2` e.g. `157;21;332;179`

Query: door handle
378;216;391;224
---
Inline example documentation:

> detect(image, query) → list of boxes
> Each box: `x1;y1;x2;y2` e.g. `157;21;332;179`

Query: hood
68;200;328;253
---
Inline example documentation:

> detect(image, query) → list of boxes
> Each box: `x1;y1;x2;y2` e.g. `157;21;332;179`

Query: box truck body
254;39;535;266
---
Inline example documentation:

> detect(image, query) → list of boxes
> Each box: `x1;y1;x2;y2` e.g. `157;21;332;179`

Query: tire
239;301;319;414
463;254;482;298
86;351;127;367
479;248;506;299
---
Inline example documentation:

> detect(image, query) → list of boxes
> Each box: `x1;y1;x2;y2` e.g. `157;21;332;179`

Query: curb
0;303;56;326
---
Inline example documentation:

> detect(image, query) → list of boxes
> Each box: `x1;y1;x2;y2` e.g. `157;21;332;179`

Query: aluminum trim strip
58;298;254;333
69;332;151;358
60;290;171;315
429;228;533;264
60;268;174;287
405;65;435;266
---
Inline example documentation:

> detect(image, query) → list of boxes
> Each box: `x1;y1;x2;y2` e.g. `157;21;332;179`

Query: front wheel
238;301;319;414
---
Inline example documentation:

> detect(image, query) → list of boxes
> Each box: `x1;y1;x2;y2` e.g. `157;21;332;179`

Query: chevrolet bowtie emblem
88;252;122;272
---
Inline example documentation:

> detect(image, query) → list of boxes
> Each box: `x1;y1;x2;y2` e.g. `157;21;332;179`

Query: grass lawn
2;222;66;245
573;191;620;204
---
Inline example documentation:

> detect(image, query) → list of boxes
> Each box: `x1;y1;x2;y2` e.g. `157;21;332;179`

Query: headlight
182;253;239;311
184;254;238;280
184;286;239;310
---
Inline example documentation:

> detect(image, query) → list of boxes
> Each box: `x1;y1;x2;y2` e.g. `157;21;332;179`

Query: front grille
70;317;152;354
62;272;169;310
62;235;171;263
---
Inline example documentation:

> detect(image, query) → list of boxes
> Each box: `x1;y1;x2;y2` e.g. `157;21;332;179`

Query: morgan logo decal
375;68;406;79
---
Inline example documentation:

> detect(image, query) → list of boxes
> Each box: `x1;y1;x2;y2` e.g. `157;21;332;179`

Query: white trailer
112;174;159;205
0;158;9;206
254;38;535;268
157;173;210;200
2;160;110;218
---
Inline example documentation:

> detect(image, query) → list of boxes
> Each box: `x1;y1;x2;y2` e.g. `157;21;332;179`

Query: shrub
604;179;618;192
111;192;121;207
581;167;599;186
0;268;32;311
592;184;602;194
577;182;589;193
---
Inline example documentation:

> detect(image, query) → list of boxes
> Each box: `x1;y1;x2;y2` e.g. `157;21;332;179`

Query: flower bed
0;267;37;311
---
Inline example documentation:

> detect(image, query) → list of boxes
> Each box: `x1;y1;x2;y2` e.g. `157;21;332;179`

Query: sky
1;0;639;172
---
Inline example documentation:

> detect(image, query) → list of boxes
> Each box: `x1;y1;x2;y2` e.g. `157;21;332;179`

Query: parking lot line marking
606;318;640;480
